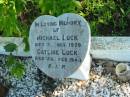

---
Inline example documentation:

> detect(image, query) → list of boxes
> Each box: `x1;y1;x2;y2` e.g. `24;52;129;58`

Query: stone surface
91;37;130;50
0;37;130;62
29;13;91;79
67;54;91;80
116;63;130;81
91;37;130;62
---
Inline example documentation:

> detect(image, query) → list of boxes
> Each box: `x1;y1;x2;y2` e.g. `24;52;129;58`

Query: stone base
67;54;91;80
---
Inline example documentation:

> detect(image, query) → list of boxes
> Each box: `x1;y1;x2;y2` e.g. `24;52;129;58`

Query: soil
0;84;9;97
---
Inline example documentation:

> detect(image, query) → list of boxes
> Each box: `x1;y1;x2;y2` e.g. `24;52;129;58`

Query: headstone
29;13;91;80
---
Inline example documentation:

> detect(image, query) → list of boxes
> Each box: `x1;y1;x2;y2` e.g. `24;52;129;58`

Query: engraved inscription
29;13;90;79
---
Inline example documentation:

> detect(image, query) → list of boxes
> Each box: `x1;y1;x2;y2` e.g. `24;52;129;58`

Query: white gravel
0;56;130;97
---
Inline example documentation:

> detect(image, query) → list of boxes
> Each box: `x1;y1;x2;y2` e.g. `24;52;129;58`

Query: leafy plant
80;0;116;36
4;43;25;79
0;0;26;36
4;43;17;52
0;0;30;51
0;0;130;40
37;0;81;16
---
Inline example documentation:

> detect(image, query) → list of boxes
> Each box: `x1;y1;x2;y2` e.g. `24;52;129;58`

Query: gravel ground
0;55;130;97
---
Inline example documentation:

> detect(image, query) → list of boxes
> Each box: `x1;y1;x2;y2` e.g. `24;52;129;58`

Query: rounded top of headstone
29;13;91;79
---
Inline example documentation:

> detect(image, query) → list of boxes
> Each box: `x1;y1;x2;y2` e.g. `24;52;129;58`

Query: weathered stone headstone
29;13;91;79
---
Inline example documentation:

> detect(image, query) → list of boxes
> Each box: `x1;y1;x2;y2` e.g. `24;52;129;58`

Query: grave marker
29;13;91;80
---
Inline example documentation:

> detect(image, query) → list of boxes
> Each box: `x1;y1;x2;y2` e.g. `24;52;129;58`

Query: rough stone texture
116;63;130;81
1;56;130;97
29;13;91;79
52;60;130;97
91;37;130;62
91;37;130;50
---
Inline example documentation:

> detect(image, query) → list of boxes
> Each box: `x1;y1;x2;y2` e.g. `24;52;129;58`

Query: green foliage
111;0;130;36
80;0;130;36
80;0;116;36
0;0;40;51
10;60;25;78
4;43;17;52
38;0;81;16
23;36;30;52
0;0;26;36
0;0;130;38
4;43;25;79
